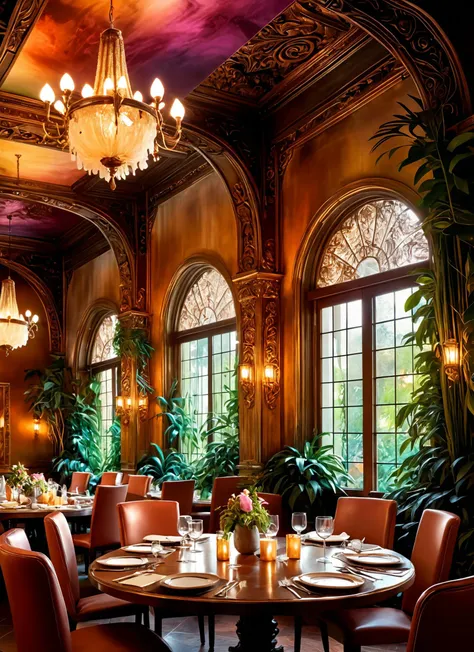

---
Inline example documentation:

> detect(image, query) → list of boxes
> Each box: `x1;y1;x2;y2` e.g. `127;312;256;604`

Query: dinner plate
96;556;148;568
305;531;350;544
143;535;182;545
343;550;401;566
159;573;220;591
0;501;19;509
297;572;365;590
123;544;154;554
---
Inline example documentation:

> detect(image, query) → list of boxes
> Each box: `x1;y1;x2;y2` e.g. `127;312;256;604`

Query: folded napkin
344;548;390;557
305;531;350;542
117;573;165;588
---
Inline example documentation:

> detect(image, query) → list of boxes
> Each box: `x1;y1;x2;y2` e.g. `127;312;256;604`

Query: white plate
143;535;182;545
160;573;220;591
123;544;154;554
343;550;401;566
297;572;364;590
96;556;148;568
305;531;350;544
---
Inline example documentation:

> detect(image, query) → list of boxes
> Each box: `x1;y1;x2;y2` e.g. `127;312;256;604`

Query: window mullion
208;334;213;442
362;288;374;495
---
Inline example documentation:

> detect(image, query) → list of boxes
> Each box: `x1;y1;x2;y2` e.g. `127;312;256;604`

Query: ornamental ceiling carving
0;197;81;239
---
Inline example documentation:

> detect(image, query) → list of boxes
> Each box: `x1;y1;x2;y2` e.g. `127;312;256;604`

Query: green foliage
136;443;193;487
113;322;154;394
155;380;206;451
219;488;271;538
258;435;351;516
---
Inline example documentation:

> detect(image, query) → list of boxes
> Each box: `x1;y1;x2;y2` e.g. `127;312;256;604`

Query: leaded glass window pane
178;269;235;331
91;314;119;363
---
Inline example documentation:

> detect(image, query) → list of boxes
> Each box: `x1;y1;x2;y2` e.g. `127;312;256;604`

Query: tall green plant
136;443;193;487
113;322;154;393
155;380;207;452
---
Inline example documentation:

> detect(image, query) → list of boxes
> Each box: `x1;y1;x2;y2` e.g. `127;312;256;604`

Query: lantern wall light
443;338;460;382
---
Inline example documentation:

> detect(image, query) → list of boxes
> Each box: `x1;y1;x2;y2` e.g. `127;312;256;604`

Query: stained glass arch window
90;314;119;364
317;199;429;288
178;269;236;332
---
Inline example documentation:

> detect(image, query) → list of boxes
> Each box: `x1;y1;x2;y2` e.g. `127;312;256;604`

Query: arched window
90;313;120;455
310;198;429;493
174;268;237;460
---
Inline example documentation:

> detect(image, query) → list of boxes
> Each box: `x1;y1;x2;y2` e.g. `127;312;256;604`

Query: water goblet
266;515;279;538
151;541;163;569
315;516;334;564
189;519;204;553
178;515;192;548
291;512;307;536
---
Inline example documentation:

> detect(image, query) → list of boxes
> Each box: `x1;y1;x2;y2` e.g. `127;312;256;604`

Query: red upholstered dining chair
161;479;195;515
45;512;148;628
209;475;242;533
72;484;128;568
69;471;91;494
117;499;179;546
333;496;397;548
126;474;153;500
258;493;282;520
406;575;474;652
0;542;171;652
320;508;461;652
0;527;31;550
101;471;123;485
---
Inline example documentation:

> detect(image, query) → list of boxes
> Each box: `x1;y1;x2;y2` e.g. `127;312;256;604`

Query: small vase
233;525;260;554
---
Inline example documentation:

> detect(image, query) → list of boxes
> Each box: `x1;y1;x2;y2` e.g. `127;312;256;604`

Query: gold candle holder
260;537;277;561
286;534;301;559
217;534;230;561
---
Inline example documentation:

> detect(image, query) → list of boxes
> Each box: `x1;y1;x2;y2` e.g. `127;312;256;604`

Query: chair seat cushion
72;623;170;652
325;607;412;646
76;592;144;621
72;533;91;549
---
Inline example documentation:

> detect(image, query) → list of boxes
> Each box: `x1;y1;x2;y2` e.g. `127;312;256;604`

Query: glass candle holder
286;534;301;560
216;533;230;561
260;537;277;561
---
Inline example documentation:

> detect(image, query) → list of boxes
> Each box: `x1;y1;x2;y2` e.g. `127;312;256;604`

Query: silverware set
214;580;246;598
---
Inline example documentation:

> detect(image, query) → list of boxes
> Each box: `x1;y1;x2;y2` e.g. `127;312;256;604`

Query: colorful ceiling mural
0;198;82;240
2;0;292;101
0;140;84;185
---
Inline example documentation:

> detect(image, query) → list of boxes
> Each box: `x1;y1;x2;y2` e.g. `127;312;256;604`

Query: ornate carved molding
318;0;471;116
236;280;258;409
232;183;257;273
263;299;280;410
0;382;11;471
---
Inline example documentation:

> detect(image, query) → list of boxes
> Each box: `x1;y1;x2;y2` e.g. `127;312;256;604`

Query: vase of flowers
7;463;30;502
220;489;270;554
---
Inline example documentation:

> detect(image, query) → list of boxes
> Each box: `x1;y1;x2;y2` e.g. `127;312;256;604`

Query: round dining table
0;504;92;522
90;535;414;651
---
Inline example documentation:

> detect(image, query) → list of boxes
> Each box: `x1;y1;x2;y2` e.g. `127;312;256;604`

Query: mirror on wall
0;383;10;471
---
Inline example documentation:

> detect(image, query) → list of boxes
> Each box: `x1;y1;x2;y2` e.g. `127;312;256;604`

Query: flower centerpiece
7;463;30;501
219;489;271;554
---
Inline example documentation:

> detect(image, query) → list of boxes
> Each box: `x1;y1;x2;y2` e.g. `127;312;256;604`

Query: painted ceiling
0;140;84;185
2;0;292;101
0;198;82;240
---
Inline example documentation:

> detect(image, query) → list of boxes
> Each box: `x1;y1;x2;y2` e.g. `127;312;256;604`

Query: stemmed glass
266;515;279;538
189;519;204;553
292;512;307;537
178;515;192;548
316;516;334;564
151;541;163;569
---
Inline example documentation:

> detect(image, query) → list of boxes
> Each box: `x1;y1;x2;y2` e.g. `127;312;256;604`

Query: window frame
310;262;424;495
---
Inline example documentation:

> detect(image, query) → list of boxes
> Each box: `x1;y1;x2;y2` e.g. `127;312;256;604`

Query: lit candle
286;534;301;560
216;534;230;561
260;537;277;561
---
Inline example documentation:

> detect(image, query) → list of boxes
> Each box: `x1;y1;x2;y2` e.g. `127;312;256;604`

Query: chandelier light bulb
25;310;31;318
133;90;143;102
103;77;114;94
117;76;127;90
60;73;75;92
81;84;94;98
170;98;185;121
33;315;39;323
150;77;164;100
40;84;55;104
54;100;66;115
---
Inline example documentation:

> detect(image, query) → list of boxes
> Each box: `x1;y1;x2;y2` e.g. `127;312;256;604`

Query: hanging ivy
113;322;154;394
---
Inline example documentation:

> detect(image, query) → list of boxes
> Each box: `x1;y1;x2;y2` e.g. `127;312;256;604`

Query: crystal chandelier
0;156;39;355
39;0;185;190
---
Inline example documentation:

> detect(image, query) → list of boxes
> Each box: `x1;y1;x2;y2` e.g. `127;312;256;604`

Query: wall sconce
115;395;132;424
239;363;255;409
263;363;280;410
240;364;252;382
33;418;40;435
264;364;276;382
138;394;148;422
443;339;460;382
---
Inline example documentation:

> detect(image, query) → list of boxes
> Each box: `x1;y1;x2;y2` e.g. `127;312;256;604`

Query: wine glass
315;516;334;564
189;519;204;553
151;541;163;568
266;515;279;538
291;512;307;537
178;515;192;547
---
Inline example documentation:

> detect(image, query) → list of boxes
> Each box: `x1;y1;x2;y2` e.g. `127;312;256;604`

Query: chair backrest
161;480;195;515
209;476;242;533
69;471;91;493
127;474;153;499
0;543;72;652
333;496;397;548
0;527;31;550
258;493;282;521
90;484;128;548
44;512;80;618
402;508;460;615
100;471;123;485
118;500;180;545
407;575;474;652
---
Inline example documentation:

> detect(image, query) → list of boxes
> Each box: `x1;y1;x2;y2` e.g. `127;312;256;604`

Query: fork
278;579;303;599
281;578;313;595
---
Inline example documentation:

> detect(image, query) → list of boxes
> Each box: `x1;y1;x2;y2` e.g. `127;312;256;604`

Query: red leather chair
209;476;242;533
0;542;171;652
45;512;148;627
320;508;461;652
117;499;179;546
406;575;474;652
0;527;31;550
258;492;282;521
101;471;123;485
333;496;397;548
161;479;195;515
69;471;91;493
127;474;153;500
72;484;128;567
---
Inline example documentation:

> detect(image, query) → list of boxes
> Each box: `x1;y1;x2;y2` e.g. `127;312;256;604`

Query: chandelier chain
109;0;114;27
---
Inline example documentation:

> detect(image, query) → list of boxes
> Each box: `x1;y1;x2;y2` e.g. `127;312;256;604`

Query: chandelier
39;0;185;190
0;157;39;355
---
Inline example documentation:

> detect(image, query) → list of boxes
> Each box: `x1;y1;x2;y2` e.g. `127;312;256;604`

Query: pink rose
239;492;253;513
258;497;269;506
31;473;45;481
